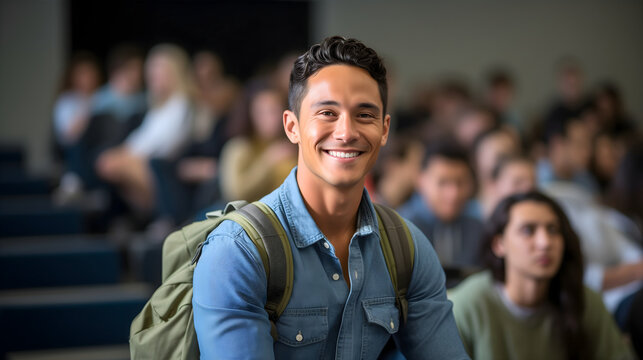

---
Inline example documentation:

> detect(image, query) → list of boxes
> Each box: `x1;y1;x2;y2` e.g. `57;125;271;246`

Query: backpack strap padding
374;204;415;325
236;203;293;322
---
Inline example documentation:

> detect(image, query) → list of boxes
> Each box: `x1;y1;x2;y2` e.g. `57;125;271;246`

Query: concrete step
0;283;151;356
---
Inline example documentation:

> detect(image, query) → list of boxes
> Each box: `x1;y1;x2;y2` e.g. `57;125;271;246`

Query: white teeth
328;151;359;158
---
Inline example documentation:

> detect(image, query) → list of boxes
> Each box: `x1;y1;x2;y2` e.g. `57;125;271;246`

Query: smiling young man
192;36;469;359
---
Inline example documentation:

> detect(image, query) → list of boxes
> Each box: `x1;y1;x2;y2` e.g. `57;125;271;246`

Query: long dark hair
482;191;586;360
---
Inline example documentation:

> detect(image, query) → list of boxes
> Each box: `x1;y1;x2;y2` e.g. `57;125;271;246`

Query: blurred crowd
51;42;643;357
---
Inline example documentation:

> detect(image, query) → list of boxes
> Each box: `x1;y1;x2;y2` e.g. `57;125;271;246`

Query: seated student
479;155;536;220
53;52;102;147
218;81;297;203
450;191;634;360
397;141;483;268
537;114;599;194
52;52;102;201
484;68;524;135
470;126;521;218
57;45;148;199
92;44;147;123
96;44;195;211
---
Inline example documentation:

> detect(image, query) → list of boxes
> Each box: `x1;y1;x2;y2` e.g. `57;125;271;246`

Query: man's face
418;157;472;222
283;64;390;190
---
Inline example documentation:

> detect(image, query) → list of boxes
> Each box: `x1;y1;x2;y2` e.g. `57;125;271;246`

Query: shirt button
323;242;330;249
390;319;395;329
296;331;303;342
332;273;340;281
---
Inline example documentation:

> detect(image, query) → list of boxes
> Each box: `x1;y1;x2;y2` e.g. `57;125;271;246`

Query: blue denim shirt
193;168;469;359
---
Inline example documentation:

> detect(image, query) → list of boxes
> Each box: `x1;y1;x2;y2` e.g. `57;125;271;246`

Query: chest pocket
361;297;400;359
274;307;328;358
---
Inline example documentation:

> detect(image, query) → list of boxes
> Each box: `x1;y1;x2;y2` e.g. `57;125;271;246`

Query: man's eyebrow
312;100;340;108
357;102;381;112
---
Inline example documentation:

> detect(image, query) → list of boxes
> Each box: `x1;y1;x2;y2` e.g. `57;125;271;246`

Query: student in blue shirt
192;36;469;360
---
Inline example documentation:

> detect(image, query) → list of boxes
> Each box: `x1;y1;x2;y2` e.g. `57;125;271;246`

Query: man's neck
296;168;363;242
504;271;549;308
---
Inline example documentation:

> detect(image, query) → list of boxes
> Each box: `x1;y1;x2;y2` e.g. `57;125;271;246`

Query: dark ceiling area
69;0;310;81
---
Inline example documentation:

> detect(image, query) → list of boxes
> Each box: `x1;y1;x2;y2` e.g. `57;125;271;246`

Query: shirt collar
279;167;378;249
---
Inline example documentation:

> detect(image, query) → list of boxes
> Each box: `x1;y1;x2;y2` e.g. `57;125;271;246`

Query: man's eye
320;111;335;117
357;113;375;119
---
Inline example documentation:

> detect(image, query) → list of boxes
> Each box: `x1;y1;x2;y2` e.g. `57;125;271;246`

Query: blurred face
72;62;100;95
194;52;223;86
114;58;143;94
495;161;536;200
455;110;495;149
493;201;565;281
594;134;625;180
251;90;285;140
564;121;592;173
146;55;176;100
558;68;583;103
283;64;390;190
476;132;519;184
488;84;514;112
419;157;472;222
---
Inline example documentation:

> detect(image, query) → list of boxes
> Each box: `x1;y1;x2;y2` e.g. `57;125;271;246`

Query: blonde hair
146;44;198;107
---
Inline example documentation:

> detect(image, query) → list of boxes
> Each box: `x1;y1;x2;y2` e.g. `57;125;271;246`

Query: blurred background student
95;44;196;213
397;141;483;269
450;192;634;360
218;81;296;203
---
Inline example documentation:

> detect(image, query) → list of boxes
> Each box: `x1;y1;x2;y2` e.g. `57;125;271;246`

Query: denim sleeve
192;221;275;360
393;220;470;360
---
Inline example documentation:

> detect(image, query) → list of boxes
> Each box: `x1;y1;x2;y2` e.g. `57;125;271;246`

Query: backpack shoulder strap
226;201;293;340
373;203;415;325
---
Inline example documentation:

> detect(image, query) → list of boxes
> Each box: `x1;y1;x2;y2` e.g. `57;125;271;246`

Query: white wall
0;0;66;174
312;0;643;124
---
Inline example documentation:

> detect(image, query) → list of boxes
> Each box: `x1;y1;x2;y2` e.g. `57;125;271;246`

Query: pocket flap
276;307;328;346
362;297;400;334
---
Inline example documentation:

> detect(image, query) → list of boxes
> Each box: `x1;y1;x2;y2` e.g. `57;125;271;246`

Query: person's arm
593;221;643;291
393;221;470;360
602;262;643;290
192;221;275;360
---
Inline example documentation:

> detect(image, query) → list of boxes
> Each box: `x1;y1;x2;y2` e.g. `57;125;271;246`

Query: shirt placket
335;233;365;360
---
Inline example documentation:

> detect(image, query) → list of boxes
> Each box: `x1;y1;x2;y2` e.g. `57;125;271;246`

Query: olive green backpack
129;200;414;360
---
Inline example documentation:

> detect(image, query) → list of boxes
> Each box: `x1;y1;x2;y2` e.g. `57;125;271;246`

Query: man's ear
283;110;300;144
381;114;391;146
491;235;506;258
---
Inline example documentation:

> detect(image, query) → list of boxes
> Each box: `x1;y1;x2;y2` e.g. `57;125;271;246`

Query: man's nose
333;113;359;142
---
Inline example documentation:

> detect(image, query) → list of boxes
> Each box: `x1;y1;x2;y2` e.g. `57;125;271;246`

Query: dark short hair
542;113;586;146
486;68;514;88
421;140;471;171
491;154;533;181
288;36;388;117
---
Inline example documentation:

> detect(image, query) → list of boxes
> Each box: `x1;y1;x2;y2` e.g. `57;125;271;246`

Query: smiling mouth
326;150;362;159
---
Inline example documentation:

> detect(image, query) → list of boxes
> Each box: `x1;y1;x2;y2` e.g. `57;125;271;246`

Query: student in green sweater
450;191;634;360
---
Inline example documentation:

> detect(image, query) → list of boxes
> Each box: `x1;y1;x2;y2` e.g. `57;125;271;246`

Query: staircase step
6;344;129;360
0;283;151;355
0;197;84;237
0;236;121;289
